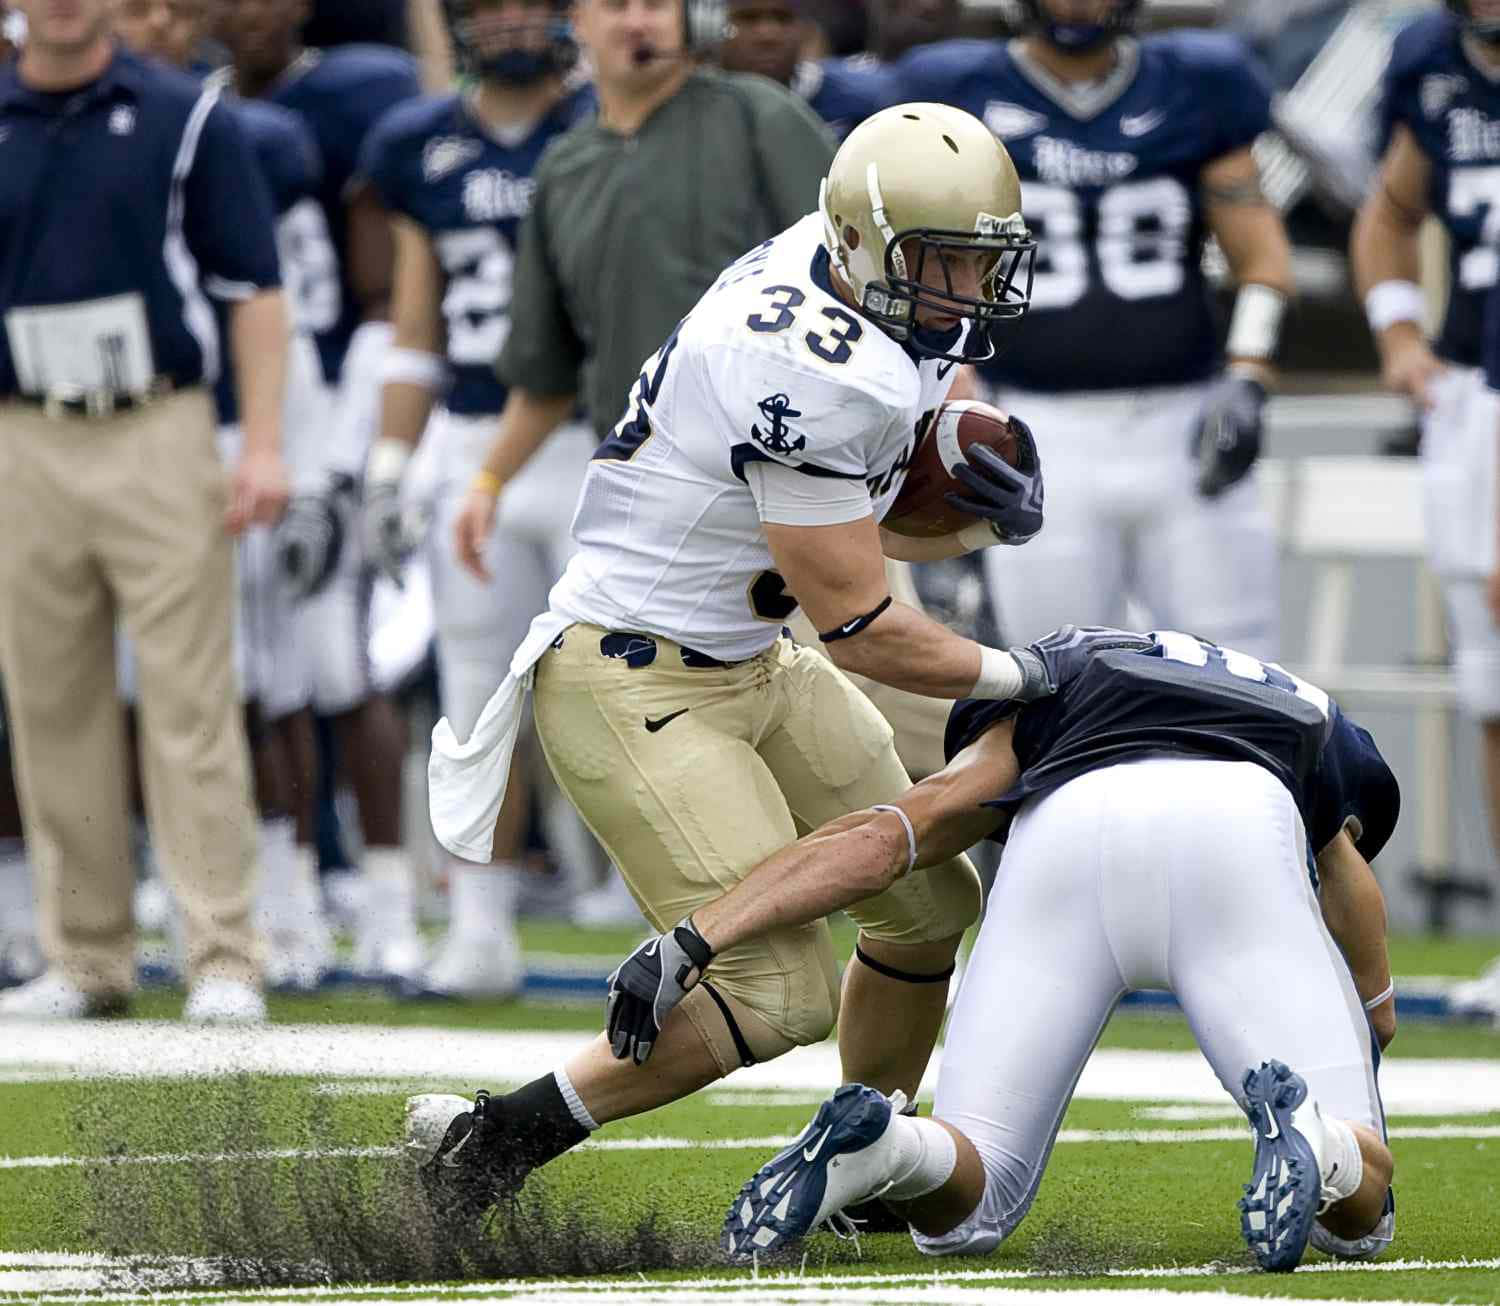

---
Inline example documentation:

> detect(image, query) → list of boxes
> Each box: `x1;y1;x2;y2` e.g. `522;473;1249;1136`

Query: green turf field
1;926;1497;1305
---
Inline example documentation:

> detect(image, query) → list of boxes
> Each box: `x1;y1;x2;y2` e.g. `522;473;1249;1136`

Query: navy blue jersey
1378;11;1500;368
265;44;422;383
214;97;324;426
896;33;1272;392
359;86;594;417
945;629;1400;860
794;56;893;141
0;51;280;396
1486;277;1500;391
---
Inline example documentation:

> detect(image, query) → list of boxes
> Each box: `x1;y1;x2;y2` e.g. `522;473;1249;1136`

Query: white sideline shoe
1449;956;1500;1021
183;977;267;1024
420;933;523;999
0;969;128;1019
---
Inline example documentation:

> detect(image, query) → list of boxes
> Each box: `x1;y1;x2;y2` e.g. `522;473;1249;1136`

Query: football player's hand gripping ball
1192;373;1266;498
945;414;1044;544
606;918;715;1066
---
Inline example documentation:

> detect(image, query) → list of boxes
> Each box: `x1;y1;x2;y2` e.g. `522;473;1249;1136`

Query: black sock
499;1074;590;1170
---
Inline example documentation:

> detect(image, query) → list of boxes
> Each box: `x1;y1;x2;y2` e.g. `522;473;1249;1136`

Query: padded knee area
681;950;839;1076
852;851;982;947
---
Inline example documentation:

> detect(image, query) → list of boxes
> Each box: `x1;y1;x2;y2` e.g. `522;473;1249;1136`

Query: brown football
882;400;1023;538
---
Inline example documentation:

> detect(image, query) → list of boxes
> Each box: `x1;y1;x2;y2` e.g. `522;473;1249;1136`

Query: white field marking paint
1;1293;1452;1306
2;1021;1498;1114
5;1256;1500;1303
1135;1105;1242;1121
6;1123;1499;1174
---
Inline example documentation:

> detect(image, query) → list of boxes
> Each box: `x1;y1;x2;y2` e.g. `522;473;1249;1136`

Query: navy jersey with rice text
897;34;1272;392
1379;10;1500;367
793;56;892;140
945;628;1400;858
214;98;324;426
257;45;422;383
359;86;595;418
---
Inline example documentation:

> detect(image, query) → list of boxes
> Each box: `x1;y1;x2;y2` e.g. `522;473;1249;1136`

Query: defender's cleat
404;1089;528;1220
721;1084;902;1260
1238;1060;1321;1272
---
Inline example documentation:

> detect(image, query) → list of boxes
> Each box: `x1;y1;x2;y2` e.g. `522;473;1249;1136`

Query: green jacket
498;68;836;437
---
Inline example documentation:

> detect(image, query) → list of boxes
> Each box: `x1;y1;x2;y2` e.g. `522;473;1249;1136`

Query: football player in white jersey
407;103;1053;1216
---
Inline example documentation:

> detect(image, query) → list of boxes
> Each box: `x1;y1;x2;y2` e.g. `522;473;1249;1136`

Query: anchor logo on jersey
752;393;807;456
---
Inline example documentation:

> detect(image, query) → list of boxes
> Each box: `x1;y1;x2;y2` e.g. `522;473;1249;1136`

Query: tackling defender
618;626;1400;1271
1351;0;1500;1021
357;0;595;996
408;103;1050;1212
898;0;1294;658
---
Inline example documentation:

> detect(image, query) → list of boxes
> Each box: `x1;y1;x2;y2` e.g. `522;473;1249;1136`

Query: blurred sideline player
217;0;427;982
404;105;1049;1216
867;0;957;64
109;0;337;992
359;0;594;997
718;0;890;141
1350;0;1500;1020
650;628;1401;1270
898;0;1294;658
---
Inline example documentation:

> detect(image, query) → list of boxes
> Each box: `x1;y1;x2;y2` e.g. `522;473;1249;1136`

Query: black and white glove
1025;625;1156;695
605;917;715;1066
275;482;346;602
362;438;421;587
945;415;1044;545
1192;373;1266;498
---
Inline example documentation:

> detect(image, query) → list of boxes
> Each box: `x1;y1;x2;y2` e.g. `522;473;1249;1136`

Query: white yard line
3;1123;1497;1173
1;1021;1497;1114
3;1255;1498;1302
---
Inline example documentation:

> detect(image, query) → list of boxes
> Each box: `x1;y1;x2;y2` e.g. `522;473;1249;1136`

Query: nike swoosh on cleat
1263;1104;1280;1139
803;1125;834;1163
644;708;690;733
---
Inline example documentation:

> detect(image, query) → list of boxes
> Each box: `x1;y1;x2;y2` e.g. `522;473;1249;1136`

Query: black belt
599;631;747;670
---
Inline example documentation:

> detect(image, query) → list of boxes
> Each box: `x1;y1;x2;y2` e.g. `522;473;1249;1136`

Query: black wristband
673;916;715;970
820;595;893;644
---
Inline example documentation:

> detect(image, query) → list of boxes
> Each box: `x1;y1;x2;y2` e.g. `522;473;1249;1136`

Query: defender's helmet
1019;0;1142;54
1446;1;1500;46
820;103;1035;363
444;0;575;83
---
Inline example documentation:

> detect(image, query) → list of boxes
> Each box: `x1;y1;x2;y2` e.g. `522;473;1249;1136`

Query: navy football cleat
722;1083;901;1260
1238;1060;1322;1272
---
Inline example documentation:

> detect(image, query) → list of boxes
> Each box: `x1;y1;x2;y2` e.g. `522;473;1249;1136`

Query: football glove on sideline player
945;414;1045;544
275;479;347;602
364;437;423;587
606;917;715;1066
1193;372;1266;498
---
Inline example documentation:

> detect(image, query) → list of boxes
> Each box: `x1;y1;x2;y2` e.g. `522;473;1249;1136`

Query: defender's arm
1316;829;1396;1049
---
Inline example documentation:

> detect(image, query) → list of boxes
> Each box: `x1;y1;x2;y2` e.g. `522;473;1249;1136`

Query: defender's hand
944;415;1044;545
605;917;714;1066
276;483;345;602
227;446;291;534
455;479;500;581
1379;326;1446;409
1193;373;1265;498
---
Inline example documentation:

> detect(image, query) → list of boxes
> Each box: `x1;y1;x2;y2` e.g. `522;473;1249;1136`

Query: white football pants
980;382;1280;661
916;755;1384;1258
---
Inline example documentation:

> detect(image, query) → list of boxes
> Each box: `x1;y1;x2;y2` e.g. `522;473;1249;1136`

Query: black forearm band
820;595;893;644
854;944;955;984
700;980;757;1067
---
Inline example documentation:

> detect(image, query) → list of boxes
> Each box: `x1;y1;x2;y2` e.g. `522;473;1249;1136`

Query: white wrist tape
871;804;917;876
971;646;1023;700
1364;280;1425;334
956;520;999;553
382;347;448;391
1226;283;1287;361
367;436;413;489
1363;981;1395;1011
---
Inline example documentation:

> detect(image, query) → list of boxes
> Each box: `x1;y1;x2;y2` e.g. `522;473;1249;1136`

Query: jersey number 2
435;228;516;367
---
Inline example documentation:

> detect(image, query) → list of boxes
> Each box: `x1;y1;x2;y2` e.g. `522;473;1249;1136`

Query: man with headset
442;0;835;565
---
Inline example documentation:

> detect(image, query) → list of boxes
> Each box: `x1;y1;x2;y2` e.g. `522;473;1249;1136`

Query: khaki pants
0;392;259;995
533;625;981;1048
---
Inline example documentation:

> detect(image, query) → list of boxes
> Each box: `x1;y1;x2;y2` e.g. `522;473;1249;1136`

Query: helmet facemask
1447;0;1500;46
445;0;576;84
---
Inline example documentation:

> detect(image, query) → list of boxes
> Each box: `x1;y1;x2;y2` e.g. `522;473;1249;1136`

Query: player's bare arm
454;387;577;579
1351;124;1444;405
364;217;447;583
1315;829;1396;1049
227;289;292;533
346;184;399;322
764;516;1044;699
1191;146;1292;498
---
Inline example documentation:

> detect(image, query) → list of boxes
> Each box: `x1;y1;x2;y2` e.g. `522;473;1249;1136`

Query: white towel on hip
428;610;573;862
